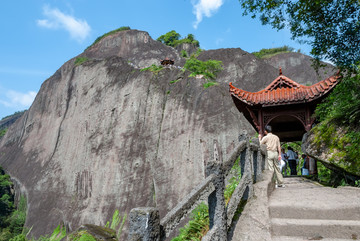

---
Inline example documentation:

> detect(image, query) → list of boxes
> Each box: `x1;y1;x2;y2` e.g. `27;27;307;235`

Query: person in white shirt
259;125;284;188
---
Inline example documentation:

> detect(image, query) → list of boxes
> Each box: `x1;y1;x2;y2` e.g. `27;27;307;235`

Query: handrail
128;132;267;241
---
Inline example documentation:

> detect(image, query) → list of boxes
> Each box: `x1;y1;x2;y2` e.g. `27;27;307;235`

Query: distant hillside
0;111;25;139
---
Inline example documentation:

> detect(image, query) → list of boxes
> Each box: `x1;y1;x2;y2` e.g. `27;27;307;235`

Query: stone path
269;177;360;241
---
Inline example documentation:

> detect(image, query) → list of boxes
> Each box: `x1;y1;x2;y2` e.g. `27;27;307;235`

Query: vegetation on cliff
313;73;360;176
0;167;26;241
252;46;298;59
183;56;223;82
0;128;7;138
157;30;200;48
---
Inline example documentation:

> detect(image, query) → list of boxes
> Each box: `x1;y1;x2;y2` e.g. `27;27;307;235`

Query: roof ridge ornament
279;67;282;76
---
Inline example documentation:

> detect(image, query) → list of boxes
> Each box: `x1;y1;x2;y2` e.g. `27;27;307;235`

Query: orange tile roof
229;74;341;107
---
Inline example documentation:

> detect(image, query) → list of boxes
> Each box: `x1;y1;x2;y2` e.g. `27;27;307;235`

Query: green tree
0;167;14;227
238;0;360;69
156;30;181;47
157;31;200;48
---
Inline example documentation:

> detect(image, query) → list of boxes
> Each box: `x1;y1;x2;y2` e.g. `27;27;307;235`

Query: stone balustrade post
128;207;160;241
205;140;227;240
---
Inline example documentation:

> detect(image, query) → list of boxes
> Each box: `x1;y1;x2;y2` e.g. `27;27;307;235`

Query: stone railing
128;132;267;241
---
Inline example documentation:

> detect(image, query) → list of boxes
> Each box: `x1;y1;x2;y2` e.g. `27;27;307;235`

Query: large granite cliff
0;29;336;238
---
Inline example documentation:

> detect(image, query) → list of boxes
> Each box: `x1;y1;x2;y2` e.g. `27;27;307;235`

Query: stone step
271;218;360;240
272;236;358;241
269;205;360;220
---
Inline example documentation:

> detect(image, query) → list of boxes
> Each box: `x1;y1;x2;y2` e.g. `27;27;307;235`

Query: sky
0;0;313;119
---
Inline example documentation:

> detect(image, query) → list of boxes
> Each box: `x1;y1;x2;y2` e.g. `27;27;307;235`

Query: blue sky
0;0;312;119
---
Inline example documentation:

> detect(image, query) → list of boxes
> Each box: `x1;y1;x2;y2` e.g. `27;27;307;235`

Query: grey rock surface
264;52;337;85
0;29;334;238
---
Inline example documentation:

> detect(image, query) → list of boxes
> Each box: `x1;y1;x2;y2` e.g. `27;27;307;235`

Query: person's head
281;147;285;153
288;146;293;151
301;154;306;159
264;125;272;134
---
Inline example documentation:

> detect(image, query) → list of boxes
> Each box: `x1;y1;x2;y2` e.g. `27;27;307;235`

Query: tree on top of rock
157;31;200;48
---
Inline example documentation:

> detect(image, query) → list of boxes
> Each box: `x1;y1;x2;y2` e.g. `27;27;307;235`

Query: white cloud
0;90;37;108
192;0;224;29
37;5;91;42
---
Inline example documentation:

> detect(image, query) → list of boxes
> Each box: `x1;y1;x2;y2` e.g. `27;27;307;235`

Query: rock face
265;52;337;85
0;29;332;238
302;131;360;179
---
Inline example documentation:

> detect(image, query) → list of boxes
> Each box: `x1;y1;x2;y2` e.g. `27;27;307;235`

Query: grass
171;203;209;241
0;128;7;138
224;156;242;205
203;81;219;89
104;209;126;240
140;64;164;75
74;57;89;66
252;46;296;59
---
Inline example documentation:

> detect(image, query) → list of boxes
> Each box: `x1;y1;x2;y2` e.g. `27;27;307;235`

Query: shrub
203;81;219;89
74;57;89;66
224;156;242;204
140;64;164;75
0;128;7;138
184;57;223;81
171;203;209;241
252;46;295;58
313;73;360;175
157;31;200;48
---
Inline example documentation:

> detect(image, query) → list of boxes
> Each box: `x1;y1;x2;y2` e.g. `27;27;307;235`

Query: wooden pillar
258;109;264;136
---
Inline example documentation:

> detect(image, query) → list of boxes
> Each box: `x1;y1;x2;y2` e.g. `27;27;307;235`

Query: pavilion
229;69;341;142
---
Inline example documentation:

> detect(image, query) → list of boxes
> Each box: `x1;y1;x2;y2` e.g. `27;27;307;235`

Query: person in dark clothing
286;146;298;175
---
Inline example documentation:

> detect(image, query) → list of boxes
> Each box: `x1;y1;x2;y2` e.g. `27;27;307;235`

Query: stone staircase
269;177;360;241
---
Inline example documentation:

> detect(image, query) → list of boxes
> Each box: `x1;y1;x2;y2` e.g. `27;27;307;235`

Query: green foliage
170;79;181;84
0;175;26;240
157;30;180;47
0;128;7;138
77;233;96;241
203;81;219;89
48;224;66;241
252;46;295;59
104;209;127;240
0;166;14;227
9;233;26;241
224;156;242;204
74;57;89;66
183;56;223;81
86;26;130;50
316;162;332;185
171;203;209;241
316;74;360;126
157;31;200;48
181;50;188;58
140;64;164;75
238;0;360;69
312;73;360;174
69;231;96;241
